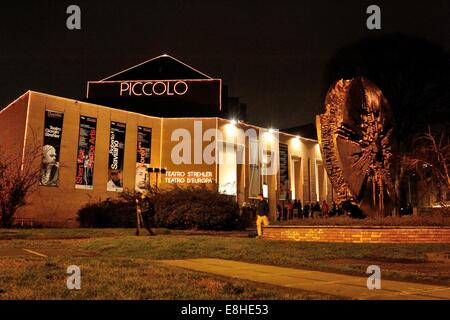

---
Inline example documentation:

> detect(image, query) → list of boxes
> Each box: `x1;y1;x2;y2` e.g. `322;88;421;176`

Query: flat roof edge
3;91;318;142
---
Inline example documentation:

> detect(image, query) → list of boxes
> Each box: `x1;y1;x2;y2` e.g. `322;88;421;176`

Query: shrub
76;187;241;230
153;187;240;230
77;198;135;228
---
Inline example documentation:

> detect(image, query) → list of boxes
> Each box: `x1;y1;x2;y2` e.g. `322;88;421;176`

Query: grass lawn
1;228;449;299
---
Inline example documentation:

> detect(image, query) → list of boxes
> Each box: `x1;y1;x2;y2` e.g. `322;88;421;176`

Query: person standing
321;200;330;218
298;200;303;219
406;203;413;215
293;200;299;219
287;200;294;219
303;202;310;219
256;194;269;238
330;201;338;217
282;202;288;221
312;201;321;218
135;192;156;236
276;202;282;221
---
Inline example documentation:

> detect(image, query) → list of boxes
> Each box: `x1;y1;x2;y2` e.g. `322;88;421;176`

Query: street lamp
147;167;167;191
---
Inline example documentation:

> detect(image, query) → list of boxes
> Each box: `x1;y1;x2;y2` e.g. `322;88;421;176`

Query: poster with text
107;121;126;192
135;126;152;193
40;110;64;187
75;116;97;190
279;143;289;200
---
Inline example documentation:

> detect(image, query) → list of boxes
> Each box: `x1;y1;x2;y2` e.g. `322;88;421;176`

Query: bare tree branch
0;136;42;228
404;125;450;212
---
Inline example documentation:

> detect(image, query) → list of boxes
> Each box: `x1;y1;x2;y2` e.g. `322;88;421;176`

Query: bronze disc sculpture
316;77;397;216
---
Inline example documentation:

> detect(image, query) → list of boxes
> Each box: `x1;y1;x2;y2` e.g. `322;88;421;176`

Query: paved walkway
160;258;450;300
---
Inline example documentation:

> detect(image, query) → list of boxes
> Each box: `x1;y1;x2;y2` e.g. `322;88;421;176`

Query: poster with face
40;110;64;187
75;116;97;189
135;126;152;193
279;143;289;200
107;121;126;192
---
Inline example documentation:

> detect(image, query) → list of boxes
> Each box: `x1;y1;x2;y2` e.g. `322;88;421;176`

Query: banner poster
279;143;289;200
135;126;152;193
107;121;126;192
40;110;64;187
75;116;97;190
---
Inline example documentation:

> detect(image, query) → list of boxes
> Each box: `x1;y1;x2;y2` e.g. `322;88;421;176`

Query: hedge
77;187;241;230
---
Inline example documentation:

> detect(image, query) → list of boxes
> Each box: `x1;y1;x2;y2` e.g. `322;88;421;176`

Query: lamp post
147;167;167;192
154;168;160;191
147;167;154;191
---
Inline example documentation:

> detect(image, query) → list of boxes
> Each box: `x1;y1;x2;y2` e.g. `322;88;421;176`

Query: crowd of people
254;196;348;237
276;199;343;220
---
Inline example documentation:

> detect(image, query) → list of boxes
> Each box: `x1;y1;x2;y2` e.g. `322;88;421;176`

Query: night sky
1;0;449;129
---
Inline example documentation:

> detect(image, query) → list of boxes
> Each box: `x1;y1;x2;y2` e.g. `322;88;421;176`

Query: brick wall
263;226;450;243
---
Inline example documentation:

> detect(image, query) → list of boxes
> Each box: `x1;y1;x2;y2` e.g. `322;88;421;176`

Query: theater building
0;55;332;227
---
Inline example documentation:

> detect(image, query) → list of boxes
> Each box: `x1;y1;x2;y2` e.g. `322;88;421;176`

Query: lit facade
0;55;332;226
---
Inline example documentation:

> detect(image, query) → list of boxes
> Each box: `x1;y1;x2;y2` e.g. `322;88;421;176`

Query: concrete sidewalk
160;258;450;300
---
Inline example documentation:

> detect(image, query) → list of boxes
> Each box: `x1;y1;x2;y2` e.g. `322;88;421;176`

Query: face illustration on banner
41;110;64;187
279;179;289;200
135;126;152;193
43;145;57;165
280;180;289;192
41;145;59;186
135;165;148;192
107;170;123;191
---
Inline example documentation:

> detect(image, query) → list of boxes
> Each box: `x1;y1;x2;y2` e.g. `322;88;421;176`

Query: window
218;143;237;196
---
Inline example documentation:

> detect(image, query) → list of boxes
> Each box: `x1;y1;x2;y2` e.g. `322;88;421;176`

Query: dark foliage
341;200;365;219
77;198;136;228
77;187;241;230
153;187;240;230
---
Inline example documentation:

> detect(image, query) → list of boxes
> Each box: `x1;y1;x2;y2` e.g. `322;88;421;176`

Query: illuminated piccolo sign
86;79;222;105
119;80;189;97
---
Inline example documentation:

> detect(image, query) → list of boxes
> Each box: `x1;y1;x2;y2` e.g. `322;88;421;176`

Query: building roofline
100;54;213;81
4;90;318;143
26;90;163;121
0;91;31;116
218;120;318;143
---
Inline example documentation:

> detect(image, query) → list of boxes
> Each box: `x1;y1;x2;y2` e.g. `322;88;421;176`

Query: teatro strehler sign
120;80;189;97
